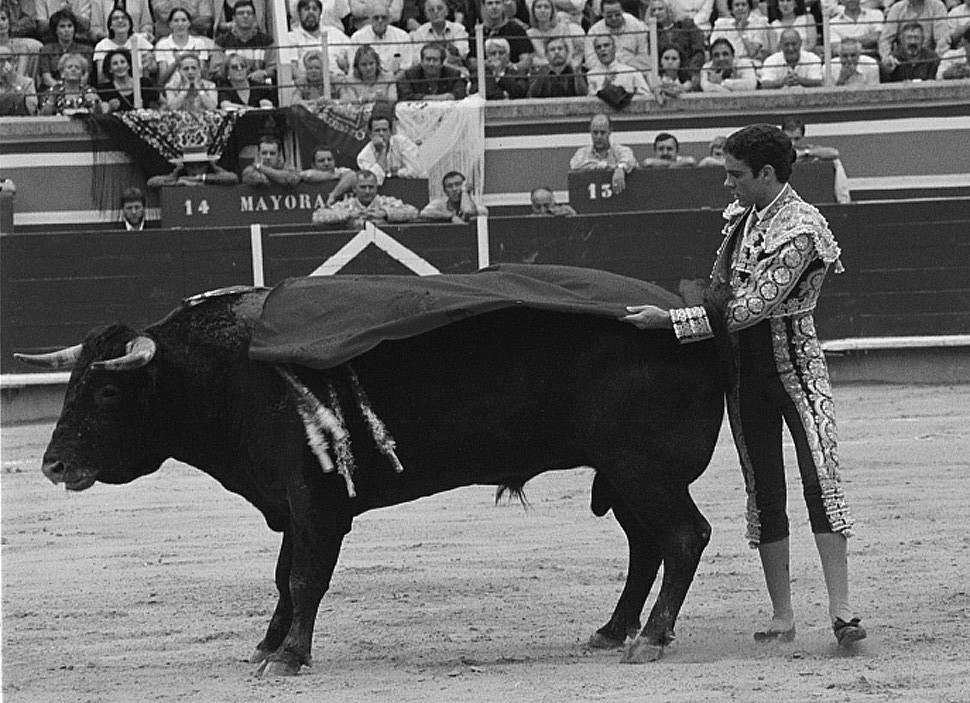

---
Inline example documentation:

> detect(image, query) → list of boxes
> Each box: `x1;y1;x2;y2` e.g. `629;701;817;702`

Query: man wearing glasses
350;0;415;73
214;0;277;84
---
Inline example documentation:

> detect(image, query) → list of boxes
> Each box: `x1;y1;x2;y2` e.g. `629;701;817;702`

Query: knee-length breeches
728;315;853;546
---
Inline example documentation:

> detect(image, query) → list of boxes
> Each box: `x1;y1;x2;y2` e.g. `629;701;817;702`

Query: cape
249;263;684;370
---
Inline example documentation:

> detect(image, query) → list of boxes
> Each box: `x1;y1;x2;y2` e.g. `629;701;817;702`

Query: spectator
312;170;419;226
397;42;465;99
467;0;531;72
527;36;587;96
39;51;100;113
146;145;239;187
781;115;851;203
420;170;486;222
150;0;213;39
527;0;584;70
938;25;970;76
91;0;153;42
696;135;727;167
711;0;773;63
769;0;817;51
569;113;636;195
883;21;940;79
471;36;528;97
155;8;213;85
644;0;706;89
0;7;42;80
2;0;37;39
641;132;696;168
337;43;398;102
700;36;759;90
98;48;160;112
242;136;301;186
879;0;949;67
551;0;586;26
92;8;155;80
295;51;329;100
287;0;350;33
37;0;94;42
163;51;218;111
300;144;354;181
530;186;576;215
585;0;651;74
38;10;93;91
212;0;276;84
950;0;970;48
217;52;276;108
358;113;425;183
282;0;352;77
412;0;470;61
759;28;823;88
586;33;653;98
214;0;269;36
0;44;37;115
669;0;716;31
831;37;880;85
657;46;694;97
351;1;415;73
829;0;883;55
119;187;146;230
503;0;530;31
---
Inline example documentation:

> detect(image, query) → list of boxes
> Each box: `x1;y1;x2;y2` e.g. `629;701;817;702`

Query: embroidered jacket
671;184;842;343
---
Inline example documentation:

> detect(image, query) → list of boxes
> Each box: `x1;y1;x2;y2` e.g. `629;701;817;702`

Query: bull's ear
90;336;157;372
13;344;83;370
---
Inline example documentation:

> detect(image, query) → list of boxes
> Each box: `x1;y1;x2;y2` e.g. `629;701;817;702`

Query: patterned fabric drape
289;101;376;170
115;109;241;163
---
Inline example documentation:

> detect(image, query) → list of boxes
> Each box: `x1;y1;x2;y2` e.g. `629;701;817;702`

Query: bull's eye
95;384;121;406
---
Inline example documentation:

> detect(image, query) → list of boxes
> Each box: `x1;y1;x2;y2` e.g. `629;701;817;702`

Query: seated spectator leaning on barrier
697;135;727;167
937;25;970;78
472;36;528;98
530;186;576;216
412;0;470;61
883;21;940;79
782;115;851;203
828;0;883;55
641;132;696;168
397;42;466;100
120;187;147;230
527;36;587;96
586;33;653;98
832;37;880;85
700;37;758;91
352;1;416;73
300;144;354;182
213;0;276;84
40;52;100;114
468;0;532;72
646;0;706;89
312;170;419;226
146;146;239;188
420;170;486;222
242;136;301;186
585;0;651;75
0;45;38;115
759;28;823;88
38;10;93;91
358;113;425;182
878;0;949;72
569;113;636;195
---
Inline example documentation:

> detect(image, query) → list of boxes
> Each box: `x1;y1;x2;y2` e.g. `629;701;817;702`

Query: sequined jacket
670;184;842;343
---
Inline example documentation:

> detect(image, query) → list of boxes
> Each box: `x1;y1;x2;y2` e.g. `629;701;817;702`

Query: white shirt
281;25;352;74
936;47;969;78
759;50;823;85
586;60;650;95
585;14;651;73
949;4;970;44
357;134;425;185
94;34;154;75
829;7;885;46
351;24;415;71
710;15;773;60
410;20;470;58
154;34;213;68
288;0;350;30
669;0;715;30
699;57;759;92
831;55;880;85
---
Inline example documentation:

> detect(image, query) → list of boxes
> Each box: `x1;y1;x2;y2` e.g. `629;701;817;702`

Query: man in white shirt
568;113;637;195
282;0;352;74
288;0;350;31
585;33;653;97
411;0;470;59
830;38;880;85
700;37;759;92
357;115;426;184
829;0;884;54
759;29;823;88
351;1;416;72
585;0;652;74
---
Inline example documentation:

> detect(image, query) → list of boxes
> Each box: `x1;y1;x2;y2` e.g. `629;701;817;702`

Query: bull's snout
41;459;66;485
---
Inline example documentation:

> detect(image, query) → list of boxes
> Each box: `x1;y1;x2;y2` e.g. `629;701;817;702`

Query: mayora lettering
240;193;328;212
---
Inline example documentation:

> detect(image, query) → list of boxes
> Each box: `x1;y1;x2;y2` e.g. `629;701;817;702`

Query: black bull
18;287;727;675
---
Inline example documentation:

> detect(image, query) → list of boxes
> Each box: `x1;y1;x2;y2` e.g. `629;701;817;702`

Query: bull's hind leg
251;531;293;664
589;475;662;650
624;489;711;664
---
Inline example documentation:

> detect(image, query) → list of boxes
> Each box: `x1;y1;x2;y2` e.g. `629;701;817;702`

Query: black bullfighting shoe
833;617;867;646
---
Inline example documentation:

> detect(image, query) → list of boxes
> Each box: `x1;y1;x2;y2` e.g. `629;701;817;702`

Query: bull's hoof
588;631;626;650
621;637;663;664
250;646;272;664
256;658;302;677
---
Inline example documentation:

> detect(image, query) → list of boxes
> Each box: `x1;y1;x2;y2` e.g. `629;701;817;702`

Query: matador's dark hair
724;123;796;183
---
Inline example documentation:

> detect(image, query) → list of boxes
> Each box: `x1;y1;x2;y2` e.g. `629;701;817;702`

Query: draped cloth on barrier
250;263;684;370
289;101;375;170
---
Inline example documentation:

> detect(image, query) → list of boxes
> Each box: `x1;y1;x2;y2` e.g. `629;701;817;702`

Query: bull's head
15;325;164;491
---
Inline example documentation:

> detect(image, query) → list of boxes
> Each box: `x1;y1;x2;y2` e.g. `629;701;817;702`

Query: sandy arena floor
2;384;969;702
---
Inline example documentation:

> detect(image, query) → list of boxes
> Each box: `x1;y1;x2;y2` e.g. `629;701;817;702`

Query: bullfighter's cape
250;264;683;370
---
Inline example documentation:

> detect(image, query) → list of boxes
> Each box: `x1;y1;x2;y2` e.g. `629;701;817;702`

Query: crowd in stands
2;0;969;115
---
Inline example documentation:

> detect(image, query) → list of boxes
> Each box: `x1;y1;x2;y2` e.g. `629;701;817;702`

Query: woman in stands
92;8;156;81
0;7;42;80
0;44;37;115
295;51;328;101
527;0;584;70
98;48;159;112
163;51;217;111
151;0;214;39
769;0;817;51
39;51;101;114
155;8;213;85
657;46;695;96
336;44;397;103
710;0;773;64
38;9;94;91
216;52;275;108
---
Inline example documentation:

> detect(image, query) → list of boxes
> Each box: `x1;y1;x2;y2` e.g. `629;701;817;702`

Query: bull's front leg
251;531;293;664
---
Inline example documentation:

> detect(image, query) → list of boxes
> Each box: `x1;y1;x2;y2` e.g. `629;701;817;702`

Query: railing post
321;32;331;100
475;23;487;100
132;44;143;109
822;12;833;87
648;17;659;78
271;0;292;106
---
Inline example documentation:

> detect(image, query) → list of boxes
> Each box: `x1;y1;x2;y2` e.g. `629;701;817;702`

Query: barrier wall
3;199;969;374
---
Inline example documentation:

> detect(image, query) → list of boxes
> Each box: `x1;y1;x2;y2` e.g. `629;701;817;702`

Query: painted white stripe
485;116;970;151
846;174;970;190
476;215;490;269
308;223;440;276
13;208;161;226
1;151;133;168
483;190;568;207
250;224;265;286
822;335;970;352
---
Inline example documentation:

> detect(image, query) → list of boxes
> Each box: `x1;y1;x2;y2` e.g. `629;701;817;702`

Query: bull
16;273;726;676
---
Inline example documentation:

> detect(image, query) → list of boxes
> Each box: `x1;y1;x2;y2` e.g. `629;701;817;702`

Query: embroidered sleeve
724;233;817;332
670;305;714;343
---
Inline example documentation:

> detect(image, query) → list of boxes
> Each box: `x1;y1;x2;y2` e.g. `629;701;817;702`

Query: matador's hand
621;304;672;329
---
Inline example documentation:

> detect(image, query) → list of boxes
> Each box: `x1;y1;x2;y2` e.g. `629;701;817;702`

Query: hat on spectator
171;145;219;164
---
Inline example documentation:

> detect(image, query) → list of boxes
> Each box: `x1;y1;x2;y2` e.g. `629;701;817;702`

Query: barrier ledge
2;373;72;388
822;335;970;353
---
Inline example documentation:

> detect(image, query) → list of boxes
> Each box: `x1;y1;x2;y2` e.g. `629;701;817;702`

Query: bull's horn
90;336;157;372
13;344;84;369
